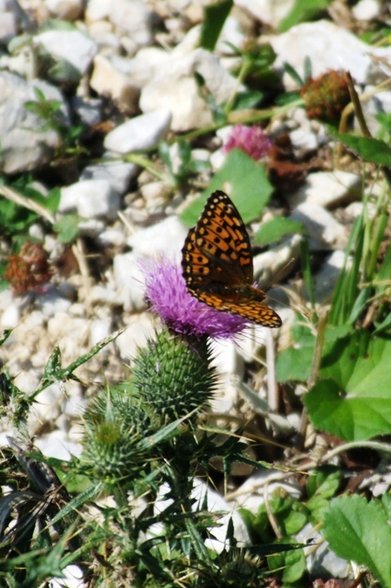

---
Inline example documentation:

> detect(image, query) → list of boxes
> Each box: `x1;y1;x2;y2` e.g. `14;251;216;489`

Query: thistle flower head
142;258;248;340
223;125;273;160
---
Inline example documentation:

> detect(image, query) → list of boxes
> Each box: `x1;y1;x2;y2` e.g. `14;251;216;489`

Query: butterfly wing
195;292;282;327
181;190;282;328
182;191;253;290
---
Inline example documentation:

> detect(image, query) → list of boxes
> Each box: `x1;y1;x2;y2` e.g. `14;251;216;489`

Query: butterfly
181;190;282;327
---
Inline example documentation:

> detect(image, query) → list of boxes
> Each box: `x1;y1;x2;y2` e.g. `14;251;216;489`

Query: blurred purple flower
142;258;248;339
223;125;273;160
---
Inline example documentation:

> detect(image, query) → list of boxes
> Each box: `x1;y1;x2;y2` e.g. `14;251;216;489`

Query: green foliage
276;322;316;383
279;0;332;32
180;149;273;226
159;139;211;189
323;495;391;587
53;213;81;244
328;126;391;166
305;332;391;441
24;87;84;153
253;217;305;247
200;0;233;51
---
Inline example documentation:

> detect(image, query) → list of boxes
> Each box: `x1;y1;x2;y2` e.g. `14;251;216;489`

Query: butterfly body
182;191;281;328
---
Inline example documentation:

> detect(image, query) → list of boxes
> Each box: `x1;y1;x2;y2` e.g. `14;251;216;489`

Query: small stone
90;54;139;114
0;72;68;174
127;216;188;259
290;203;347;251
112;252;146;311
96;227;126;247
313;250;348;301
35;30;97;75
289;171;361;209
34;430;81;460
46;0;83;20
115;313;156;361
0;299;21;329
270;20;391;88
109;0;153;51
89;317;112;346
85;0;110;22
71;96;102;126
140;48;239;131
80;160;138;195
28;382;63;433
234;0;294;28
352;0;381;21
59;179;121;220
38;289;72;317
104;109;172;154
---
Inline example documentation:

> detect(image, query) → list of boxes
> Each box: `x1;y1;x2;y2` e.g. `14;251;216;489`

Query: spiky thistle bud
132;328;217;423
82;419;148;483
300;70;350;123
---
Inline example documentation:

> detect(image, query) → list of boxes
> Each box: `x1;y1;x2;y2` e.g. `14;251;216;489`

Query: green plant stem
179;100;304;142
123;152;168;182
323;440;391;461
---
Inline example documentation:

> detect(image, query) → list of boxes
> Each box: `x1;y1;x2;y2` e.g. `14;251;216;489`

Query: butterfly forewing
181;190;282;328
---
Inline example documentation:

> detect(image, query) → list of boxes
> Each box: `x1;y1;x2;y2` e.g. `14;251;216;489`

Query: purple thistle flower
142;258;248;340
223;125;273;160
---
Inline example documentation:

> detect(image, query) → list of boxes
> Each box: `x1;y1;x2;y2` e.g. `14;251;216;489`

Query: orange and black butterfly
181;191;282;327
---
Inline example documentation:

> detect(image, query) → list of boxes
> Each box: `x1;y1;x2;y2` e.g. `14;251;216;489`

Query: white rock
0;299;21;329
28;382;64;433
47;313;90;358
89;317;112;346
234;0;294;28
63;381;86;420
140;181;171;211
115;313;157;361
59;179;121;220
109;0;153;52
361;90;391;136
46;0;83;20
38;289;73;317
89;284;119;306
49;564;86;588
34;429;81;460
289;171;361;209
104;109;172;153
35;30;97;75
71;96;102;126
0;10;17;42
117;46;172;88
253;234;302;283
85;0;110;21
77;218;105;236
127;215;188;259
233;469;302;512
352;0;381;20
210;339;244;414
155;479;250;551
80;160;138;195
297;524;349;579
290;203;347;251
313;250;348;300
140;48;239;131
270;20;391;89
96;227;126;247
0;72;68;173
112;252;146;311
90;54;139;114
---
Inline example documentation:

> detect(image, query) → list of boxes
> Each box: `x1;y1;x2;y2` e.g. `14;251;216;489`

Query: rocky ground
0;0;390;585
